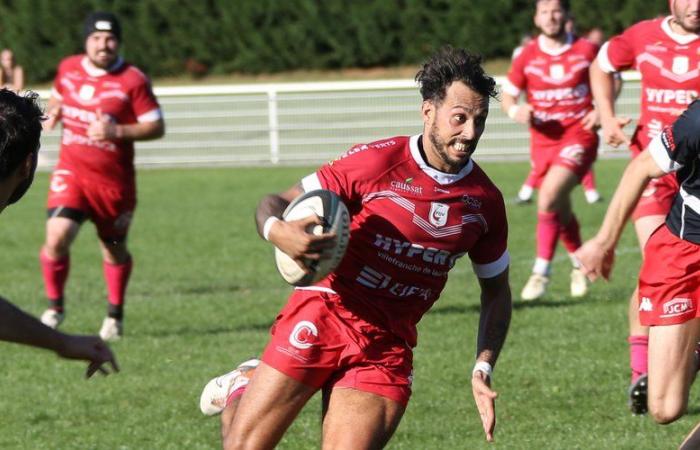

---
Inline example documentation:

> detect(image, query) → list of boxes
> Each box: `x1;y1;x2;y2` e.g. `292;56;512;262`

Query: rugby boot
199;358;260;416
521;273;549;301
40;308;64;329
99;317;122;342
570;268;588;298
628;374;648;415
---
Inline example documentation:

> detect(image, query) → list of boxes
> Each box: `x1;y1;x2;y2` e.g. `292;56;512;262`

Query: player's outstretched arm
501;92;532;125
575;150;665;281
590;59;631;147
472;268;512;442
0;296;118;377
43;96;62;131
255;183;337;267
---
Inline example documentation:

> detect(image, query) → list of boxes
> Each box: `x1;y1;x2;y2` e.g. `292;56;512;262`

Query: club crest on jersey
289;320;318;350
549;64;564;80
672;56;689;75
429;202;449;227
79;84;95;100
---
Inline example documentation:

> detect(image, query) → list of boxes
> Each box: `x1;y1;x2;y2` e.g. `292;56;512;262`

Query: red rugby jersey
504;34;598;144
598;17;700;155
300;135;509;347
51;55;162;183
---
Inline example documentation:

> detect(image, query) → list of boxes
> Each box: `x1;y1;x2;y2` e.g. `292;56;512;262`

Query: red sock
628;335;649;383
536;211;560;260
582;169;596;191
225;386;248;407
103;258;133;319
560;215;582;254
40;250;69;307
524;168;539;188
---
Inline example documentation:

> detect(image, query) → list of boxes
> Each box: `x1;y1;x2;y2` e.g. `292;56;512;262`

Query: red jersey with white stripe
300;135;509;347
504;34;598;144
52;55;162;183
599;17;700;155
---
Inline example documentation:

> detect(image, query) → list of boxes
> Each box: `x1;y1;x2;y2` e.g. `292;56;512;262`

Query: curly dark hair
415;46;497;104
535;0;569;11
0;89;43;181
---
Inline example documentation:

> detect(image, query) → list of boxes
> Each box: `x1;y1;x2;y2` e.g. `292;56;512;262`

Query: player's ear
421;100;434;124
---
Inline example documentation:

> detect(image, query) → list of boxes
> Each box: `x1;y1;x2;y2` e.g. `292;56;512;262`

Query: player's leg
40;169;88;328
517;166;539;204
40;215;85;328
321;387;405;449
647;319;700;424
581;168;601;204
521;164;579;300
91;182;135;341
222;362;318;449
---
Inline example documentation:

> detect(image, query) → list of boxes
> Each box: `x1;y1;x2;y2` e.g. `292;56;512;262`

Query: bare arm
590;59;631;147
471;268;511;442
0;296;118;377
501;92;532;125
43;96;62;131
12;66;23;91
254;183;337;268
575;150;666;280
87;113;165;142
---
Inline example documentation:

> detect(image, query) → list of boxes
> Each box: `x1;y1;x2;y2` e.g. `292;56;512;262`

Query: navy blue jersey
648;99;700;243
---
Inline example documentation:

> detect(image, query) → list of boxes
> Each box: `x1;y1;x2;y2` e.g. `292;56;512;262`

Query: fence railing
36;72;642;169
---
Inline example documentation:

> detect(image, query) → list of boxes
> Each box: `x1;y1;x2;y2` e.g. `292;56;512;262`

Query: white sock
533;258;551;276
518;185;534;201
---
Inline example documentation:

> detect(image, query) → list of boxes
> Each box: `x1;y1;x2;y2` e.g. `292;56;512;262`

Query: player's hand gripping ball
274;190;350;286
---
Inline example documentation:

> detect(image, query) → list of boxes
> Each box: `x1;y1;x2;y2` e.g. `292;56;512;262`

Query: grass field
0;159;697;449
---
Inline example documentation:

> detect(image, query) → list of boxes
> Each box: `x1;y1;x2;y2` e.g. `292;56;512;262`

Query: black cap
83;11;121;41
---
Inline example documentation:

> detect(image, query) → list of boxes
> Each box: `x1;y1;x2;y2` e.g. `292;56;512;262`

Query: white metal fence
37;72;642;169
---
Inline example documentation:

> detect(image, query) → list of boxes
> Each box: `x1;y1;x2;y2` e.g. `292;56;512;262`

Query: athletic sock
628;335;649;383
560;215;582;255
40;250;69;312
103;258;133;320
582;169;596;191
536;211;560;262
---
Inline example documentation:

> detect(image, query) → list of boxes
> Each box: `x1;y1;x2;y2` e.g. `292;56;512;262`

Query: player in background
576;100;700;425
589;0;700;414
200;46;512;448
502;0;599;301
514;12;603;206
0;88;117;377
39;11;164;341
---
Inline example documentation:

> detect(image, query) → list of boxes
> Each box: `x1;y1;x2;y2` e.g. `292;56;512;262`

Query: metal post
267;89;280;164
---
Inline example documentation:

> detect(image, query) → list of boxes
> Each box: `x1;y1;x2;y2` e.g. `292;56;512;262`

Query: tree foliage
0;0;670;83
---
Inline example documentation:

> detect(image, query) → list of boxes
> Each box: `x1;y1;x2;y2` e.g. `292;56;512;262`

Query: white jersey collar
81;56;125;77
661;16;700;45
409;134;474;185
537;33;574;56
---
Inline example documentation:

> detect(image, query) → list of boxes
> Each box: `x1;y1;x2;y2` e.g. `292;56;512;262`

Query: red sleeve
505;47;528;95
52;59;68;98
129;72;161;120
604;24;639;71
468;190;508;266
315;144;375;208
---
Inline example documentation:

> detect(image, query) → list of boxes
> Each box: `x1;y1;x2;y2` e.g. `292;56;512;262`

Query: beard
428;121;472;173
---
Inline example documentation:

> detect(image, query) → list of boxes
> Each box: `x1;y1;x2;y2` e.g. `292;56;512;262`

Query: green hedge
0;0;668;83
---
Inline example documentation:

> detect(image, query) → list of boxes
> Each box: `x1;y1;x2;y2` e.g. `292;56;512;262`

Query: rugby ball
274;189;350;286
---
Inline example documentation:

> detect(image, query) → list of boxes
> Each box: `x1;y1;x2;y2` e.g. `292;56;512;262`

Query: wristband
472;361;493;379
262;216;280;241
507;104;519;120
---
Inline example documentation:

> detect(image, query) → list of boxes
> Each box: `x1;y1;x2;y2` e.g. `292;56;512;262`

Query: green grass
0;159;696;449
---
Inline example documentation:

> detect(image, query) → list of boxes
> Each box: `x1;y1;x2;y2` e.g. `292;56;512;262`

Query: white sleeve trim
501;78;521;97
472;250;510;279
648;133;683;173
137;108;163;123
301;173;322;192
596;42;619;74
